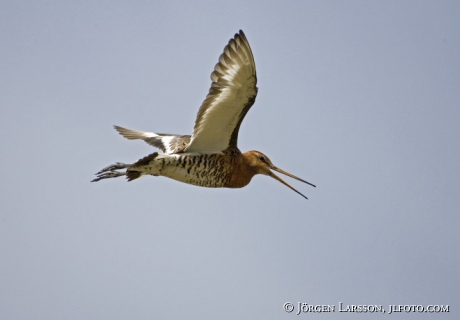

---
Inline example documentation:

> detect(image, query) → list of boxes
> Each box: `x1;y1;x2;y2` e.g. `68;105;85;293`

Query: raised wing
114;125;190;154
184;30;257;153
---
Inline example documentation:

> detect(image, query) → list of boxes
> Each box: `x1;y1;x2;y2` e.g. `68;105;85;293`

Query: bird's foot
91;171;126;182
95;162;129;174
92;162;131;182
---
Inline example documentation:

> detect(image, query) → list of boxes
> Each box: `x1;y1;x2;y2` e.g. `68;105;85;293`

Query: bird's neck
226;152;258;188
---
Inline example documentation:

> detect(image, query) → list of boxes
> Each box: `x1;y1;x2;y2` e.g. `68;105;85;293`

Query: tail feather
132;152;159;167
126;170;143;181
125;152;159;181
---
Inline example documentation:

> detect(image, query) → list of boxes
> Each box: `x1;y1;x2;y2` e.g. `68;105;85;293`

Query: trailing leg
91;162;131;182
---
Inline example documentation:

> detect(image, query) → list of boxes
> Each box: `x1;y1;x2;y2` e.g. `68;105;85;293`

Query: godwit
92;30;315;199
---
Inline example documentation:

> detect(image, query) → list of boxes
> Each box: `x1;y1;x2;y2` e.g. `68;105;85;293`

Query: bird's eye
259;156;265;162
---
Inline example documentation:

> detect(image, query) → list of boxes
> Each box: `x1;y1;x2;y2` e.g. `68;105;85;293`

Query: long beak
269;167;316;200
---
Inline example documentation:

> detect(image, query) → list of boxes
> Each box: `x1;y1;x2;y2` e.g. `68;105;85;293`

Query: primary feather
184;30;258;153
114;125;190;154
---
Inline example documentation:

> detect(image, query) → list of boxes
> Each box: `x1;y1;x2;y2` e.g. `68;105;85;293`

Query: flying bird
92;30;315;199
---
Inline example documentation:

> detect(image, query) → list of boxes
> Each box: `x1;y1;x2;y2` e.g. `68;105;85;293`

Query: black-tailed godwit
92;30;315;199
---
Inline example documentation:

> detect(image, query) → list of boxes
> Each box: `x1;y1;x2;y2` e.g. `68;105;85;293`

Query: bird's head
243;151;316;199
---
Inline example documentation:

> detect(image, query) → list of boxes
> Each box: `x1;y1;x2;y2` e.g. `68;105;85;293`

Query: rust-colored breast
225;151;257;188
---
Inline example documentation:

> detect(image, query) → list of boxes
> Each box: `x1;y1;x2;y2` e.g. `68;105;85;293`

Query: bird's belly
142;153;231;188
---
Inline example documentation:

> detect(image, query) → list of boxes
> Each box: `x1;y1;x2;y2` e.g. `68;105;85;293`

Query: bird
92;30;316;199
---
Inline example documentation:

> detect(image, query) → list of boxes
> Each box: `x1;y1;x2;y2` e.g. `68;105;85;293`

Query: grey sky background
1;1;459;319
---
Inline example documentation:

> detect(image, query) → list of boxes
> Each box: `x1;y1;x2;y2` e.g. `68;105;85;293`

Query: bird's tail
92;152;159;183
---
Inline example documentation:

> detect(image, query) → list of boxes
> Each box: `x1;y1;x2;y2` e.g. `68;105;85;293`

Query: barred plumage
92;30;315;199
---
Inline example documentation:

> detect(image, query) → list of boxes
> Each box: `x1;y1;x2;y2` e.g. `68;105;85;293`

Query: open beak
269;166;316;200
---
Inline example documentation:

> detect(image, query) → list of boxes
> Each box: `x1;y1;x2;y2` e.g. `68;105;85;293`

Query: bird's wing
184;30;257;153
114;125;190;154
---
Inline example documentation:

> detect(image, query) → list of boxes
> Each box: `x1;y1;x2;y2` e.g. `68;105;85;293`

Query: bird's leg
91;171;126;182
96;162;130;174
92;162;131;182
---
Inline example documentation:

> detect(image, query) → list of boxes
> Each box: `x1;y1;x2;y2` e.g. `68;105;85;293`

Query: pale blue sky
1;1;459;319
